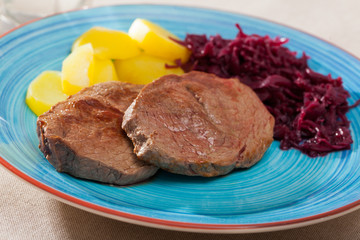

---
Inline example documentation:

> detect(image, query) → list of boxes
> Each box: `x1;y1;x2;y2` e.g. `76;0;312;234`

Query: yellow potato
62;43;94;95
128;18;190;63
92;58;119;84
26;71;68;116
114;54;184;85
72;26;141;60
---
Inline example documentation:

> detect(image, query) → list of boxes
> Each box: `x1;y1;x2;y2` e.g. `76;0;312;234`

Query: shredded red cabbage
181;24;358;157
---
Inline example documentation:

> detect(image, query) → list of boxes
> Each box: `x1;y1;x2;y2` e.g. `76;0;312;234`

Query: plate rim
1;4;360;233
3;154;360;233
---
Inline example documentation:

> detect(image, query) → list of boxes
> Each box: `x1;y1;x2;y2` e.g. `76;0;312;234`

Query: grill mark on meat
174;89;228;153
184;84;223;132
185;85;204;108
237;144;247;162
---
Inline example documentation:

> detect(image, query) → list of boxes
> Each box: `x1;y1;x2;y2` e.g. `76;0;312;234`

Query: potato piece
62;43;94;95
72;26;141;60
26;71;68;116
114;54;184;85
128;19;190;63
92;58;118;84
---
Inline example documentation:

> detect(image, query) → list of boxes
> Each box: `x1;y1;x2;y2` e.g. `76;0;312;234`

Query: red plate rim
2;154;360;233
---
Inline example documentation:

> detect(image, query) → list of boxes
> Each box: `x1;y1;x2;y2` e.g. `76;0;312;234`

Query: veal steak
122;71;274;177
37;81;158;185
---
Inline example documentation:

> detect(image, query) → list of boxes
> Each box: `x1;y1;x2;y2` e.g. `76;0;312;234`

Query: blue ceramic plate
0;5;360;233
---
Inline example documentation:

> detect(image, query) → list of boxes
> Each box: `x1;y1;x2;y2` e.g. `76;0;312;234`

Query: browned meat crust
37;81;158;185
122;71;274;177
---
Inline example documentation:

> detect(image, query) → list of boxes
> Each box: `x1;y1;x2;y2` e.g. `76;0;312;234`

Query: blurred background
0;0;359;57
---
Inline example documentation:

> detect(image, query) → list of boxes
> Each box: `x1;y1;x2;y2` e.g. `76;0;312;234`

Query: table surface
1;0;360;239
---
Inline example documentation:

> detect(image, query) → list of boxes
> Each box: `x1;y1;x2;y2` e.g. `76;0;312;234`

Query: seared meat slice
122;71;274;177
37;81;158;185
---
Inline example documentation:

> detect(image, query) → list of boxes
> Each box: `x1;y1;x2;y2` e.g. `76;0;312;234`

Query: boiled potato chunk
62;43;94;95
92;58;119;84
72;26;141;60
128;18;190;63
26;71;68;116
114;54;184;85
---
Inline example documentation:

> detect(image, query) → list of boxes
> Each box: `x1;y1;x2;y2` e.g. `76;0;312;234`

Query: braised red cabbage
181;24;358;157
